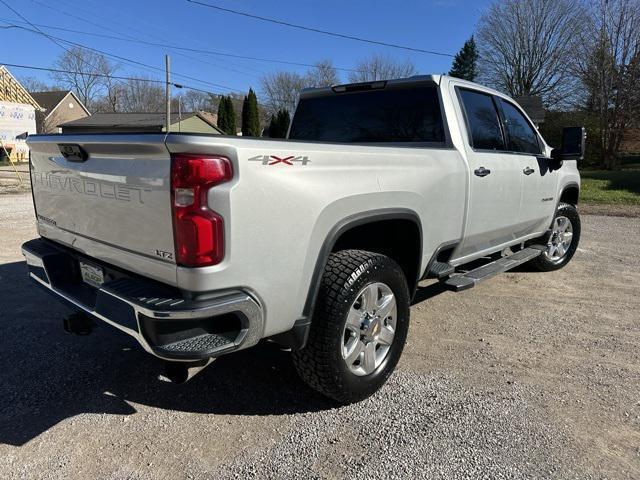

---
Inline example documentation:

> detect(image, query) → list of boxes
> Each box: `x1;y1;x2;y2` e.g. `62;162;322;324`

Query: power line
26;0;266;79
0;17;359;73
0;0;102;73
1;21;242;92
185;0;454;57
0;61;222;96
0;0;245;92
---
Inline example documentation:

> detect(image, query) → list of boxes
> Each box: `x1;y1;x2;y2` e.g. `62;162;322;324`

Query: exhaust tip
62;312;93;336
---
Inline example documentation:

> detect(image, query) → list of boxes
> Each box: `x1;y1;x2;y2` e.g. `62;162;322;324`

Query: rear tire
528;202;581;272
292;250;410;404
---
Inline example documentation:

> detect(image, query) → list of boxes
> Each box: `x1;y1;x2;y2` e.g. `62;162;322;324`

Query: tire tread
292;249;407;403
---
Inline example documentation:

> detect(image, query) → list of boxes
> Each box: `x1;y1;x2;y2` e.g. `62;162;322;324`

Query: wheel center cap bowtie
362;316;381;342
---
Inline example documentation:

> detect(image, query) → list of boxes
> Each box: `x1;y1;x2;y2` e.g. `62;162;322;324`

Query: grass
580;168;640;205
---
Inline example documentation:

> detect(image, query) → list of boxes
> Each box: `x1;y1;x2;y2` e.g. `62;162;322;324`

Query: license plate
79;261;104;288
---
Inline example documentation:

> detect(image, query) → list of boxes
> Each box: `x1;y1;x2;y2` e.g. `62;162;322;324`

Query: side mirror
552;126;586;161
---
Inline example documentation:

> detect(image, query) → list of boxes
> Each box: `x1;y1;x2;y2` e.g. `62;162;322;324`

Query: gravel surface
217;372;580;480
0;194;638;479
0;165;30;195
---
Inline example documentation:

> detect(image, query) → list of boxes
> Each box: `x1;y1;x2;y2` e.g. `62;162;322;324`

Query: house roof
59;111;223;132
29;90;91;118
0;65;42;110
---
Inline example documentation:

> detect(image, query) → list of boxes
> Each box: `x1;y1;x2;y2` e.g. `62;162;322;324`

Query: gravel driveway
0;193;638;479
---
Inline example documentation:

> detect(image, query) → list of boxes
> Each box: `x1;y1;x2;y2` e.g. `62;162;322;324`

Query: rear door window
498;99;541;154
458;89;505;150
288;86;445;143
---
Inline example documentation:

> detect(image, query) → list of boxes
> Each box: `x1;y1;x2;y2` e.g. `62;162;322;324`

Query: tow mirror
552;126;586;161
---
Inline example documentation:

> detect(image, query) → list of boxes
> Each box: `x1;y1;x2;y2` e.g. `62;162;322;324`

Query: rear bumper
21;238;264;361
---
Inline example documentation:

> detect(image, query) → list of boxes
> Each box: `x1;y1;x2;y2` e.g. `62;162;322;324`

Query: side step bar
443;246;545;292
426;260;455;279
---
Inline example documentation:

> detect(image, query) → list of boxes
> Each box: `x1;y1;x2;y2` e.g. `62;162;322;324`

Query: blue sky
2;0;491;96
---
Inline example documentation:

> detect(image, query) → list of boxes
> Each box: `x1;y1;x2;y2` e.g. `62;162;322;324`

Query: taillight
170;153;233;267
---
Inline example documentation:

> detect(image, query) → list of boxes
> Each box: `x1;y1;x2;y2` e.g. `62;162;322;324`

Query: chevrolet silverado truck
22;75;584;403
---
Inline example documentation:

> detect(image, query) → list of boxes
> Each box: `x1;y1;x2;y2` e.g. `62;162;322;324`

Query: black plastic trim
267;317;312;350
302;208;423;320
559;182;580;206
421;239;461;280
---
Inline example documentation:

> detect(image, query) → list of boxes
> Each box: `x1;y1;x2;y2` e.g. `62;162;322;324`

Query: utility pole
165;54;171;133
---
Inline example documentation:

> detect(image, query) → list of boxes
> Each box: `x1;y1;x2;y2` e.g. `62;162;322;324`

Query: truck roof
299;75;441;99
299;75;508;102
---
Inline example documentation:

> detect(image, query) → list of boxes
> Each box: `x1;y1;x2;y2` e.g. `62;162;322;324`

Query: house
59;111;224;134
29;90;90;134
0;65;40;163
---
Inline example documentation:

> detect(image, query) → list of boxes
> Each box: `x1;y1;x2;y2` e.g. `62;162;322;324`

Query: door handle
523;167;535;175
474;166;491;177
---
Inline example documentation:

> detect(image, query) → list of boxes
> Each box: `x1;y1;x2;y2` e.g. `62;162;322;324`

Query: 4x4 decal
249;155;311;166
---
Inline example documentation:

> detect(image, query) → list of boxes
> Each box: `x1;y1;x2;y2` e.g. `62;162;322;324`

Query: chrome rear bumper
21;238;264;361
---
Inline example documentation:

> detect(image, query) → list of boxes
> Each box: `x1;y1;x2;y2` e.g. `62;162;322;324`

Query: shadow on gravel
0;261;333;447
411;281;447;304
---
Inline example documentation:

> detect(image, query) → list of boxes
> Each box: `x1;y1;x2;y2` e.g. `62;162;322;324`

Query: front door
497;98;558;235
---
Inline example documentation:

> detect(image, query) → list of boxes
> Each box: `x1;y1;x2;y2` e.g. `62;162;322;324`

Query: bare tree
117;77;165;112
101;74;123;113
348;54;417;82
575;0;640;169
52;46;118;110
305;60;340;87
476;0;586;106
261;60;340;116
260;71;307;115
19;76;57;92
181;90;214;112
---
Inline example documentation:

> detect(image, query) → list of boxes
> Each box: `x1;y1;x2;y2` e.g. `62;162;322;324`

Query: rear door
453;87;524;260
28;134;177;284
497;98;558;234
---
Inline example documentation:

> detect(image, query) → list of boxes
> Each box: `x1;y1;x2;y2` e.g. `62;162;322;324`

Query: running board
426;260;455;279
443;246;545;292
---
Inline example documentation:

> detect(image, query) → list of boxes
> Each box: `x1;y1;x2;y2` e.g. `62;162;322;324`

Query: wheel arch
271;209;423;351
559;182;580;206
304;209;423;316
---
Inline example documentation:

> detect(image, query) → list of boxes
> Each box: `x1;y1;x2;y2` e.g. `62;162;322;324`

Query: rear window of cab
289;86;445;144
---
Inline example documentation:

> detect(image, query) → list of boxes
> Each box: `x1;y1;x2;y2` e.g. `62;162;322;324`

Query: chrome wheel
544;215;574;263
341;282;397;376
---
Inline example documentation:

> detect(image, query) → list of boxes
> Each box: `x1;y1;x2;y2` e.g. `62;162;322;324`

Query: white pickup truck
22;75;584;403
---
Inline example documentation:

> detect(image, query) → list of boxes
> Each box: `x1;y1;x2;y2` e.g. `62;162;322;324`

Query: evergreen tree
277;109;290;137
217;96;237;135
217;96;230;134
226;97;237;135
241;88;260;136
267;114;277;138
268;109;290;138
449;36;479;81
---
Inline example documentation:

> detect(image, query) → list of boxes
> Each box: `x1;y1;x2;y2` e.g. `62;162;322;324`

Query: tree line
21;0;639;167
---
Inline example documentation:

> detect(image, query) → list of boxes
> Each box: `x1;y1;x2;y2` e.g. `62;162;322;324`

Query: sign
0;101;37;162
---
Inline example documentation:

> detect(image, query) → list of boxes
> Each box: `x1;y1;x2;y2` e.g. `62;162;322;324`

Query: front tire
292;250;410;404
528;202;581;272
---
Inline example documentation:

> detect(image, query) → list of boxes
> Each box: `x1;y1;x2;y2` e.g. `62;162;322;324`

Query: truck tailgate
27;134;177;285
